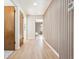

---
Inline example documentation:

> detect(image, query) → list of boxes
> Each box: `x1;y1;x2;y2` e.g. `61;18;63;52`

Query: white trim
43;39;59;58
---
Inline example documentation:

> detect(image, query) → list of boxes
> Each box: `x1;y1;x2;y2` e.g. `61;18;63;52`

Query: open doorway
35;19;43;40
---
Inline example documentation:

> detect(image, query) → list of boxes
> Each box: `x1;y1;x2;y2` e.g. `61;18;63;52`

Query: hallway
8;39;58;59
4;0;74;59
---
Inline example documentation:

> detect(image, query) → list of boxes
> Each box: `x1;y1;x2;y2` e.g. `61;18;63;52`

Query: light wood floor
8;39;59;59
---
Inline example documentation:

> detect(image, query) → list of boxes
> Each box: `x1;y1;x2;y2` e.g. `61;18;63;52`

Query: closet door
4;6;15;50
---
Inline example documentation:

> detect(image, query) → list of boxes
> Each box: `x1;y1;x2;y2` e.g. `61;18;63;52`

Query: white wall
23;11;27;43
15;7;27;49
27;16;35;39
15;7;20;49
27;15;43;39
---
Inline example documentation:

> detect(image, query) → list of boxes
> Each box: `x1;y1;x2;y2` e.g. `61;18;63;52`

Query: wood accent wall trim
43;39;59;58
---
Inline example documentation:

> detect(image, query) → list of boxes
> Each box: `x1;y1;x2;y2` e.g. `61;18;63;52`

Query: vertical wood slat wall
60;0;73;59
43;0;73;59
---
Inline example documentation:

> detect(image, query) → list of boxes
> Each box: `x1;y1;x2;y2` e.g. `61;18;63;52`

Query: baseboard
5;51;14;59
43;39;59;58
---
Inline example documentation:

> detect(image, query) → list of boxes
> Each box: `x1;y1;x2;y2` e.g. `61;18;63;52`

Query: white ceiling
12;0;52;15
5;0;14;6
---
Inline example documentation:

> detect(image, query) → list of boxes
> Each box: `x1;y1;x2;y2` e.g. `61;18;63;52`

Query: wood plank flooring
8;39;59;59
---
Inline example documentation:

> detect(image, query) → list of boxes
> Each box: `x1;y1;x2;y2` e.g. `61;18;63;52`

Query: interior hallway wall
59;0;73;59
44;0;60;54
27;15;43;39
27;16;35;40
15;7;27;49
4;0;27;58
5;0;27;49
43;0;73;59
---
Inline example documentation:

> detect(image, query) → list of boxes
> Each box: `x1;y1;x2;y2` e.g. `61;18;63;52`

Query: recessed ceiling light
33;2;37;6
